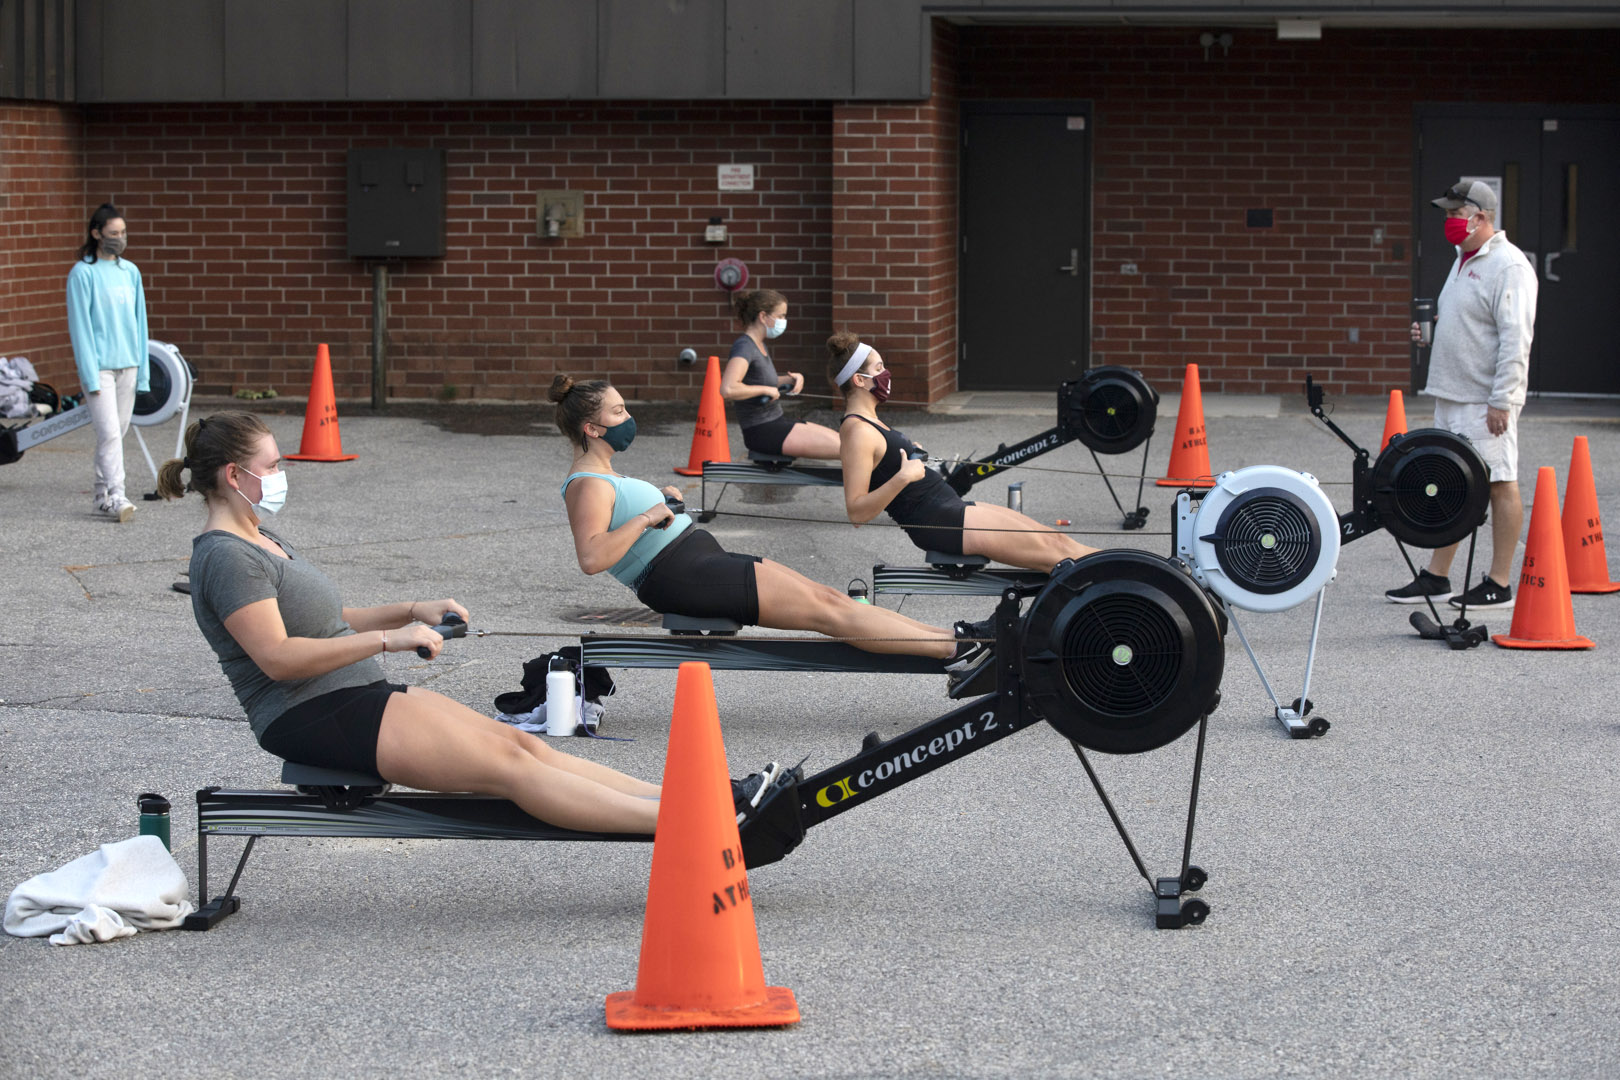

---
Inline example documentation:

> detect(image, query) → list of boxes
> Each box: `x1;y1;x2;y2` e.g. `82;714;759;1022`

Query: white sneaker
105;498;136;523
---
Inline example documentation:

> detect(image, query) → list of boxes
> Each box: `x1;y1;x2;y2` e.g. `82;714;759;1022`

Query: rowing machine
697;450;843;522
0;341;194;496
943;367;1159;530
1305;376;1492;649
180;550;1227;931
1175;466;1340;738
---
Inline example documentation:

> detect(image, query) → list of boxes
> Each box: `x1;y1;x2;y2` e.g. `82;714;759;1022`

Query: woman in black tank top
828;332;1098;573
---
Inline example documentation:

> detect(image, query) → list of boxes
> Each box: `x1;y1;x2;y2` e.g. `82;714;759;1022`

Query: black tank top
842;414;962;524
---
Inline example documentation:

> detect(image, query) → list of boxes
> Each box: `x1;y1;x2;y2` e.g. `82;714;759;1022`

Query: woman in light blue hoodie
66;203;149;522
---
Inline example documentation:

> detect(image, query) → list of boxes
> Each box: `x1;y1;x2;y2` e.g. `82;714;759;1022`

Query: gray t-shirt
190;528;383;738
729;335;785;429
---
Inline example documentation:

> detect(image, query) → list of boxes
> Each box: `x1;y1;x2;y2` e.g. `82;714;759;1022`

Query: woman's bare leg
374;688;659;833
752;559;955;658
780;421;843;460
959;503;1097;572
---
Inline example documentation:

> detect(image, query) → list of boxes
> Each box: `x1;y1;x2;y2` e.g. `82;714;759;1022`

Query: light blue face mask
765;317;787;339
238;467;288;514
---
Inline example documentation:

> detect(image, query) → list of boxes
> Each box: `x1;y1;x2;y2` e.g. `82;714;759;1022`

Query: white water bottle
545;666;578;736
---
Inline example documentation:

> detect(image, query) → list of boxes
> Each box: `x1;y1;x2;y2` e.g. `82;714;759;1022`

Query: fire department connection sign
718;164;755;191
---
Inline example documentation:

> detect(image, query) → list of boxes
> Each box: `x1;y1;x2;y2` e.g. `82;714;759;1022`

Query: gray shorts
1433;399;1520;483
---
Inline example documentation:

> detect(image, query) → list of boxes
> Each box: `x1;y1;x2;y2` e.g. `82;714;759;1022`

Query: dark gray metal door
959;102;1090;391
1536;118;1620;394
1416;106;1620;395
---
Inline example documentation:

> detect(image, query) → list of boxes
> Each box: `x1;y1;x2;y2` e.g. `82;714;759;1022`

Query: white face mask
238;467;288;514
766;317;787;339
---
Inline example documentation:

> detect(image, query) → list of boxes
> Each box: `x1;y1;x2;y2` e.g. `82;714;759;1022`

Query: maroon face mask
868;369;892;403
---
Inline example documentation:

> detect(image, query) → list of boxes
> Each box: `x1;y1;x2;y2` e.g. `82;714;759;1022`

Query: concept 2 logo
814;710;998;807
973;434;1063;477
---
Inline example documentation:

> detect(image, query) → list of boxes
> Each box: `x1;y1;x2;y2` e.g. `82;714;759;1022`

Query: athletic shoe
1384;570;1452;604
735;761;807;868
733;762;783;826
99;497;136;523
1449;575;1514;610
954;616;996;642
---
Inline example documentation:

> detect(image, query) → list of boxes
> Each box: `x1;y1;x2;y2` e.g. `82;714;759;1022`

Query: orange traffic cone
285;344;357;462
1381;389;1408;451
1561;436;1620;594
1155;363;1216;488
1493;466;1594;649
605;662;799;1031
674;355;732;476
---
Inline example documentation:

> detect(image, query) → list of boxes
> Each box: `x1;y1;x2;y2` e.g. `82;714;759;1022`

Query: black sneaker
1385;570;1452;604
944;618;995;673
1449;575;1514;610
733;762;783;826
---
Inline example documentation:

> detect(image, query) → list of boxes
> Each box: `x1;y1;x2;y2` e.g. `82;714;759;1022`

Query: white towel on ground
48;904;137;946
4;835;195;943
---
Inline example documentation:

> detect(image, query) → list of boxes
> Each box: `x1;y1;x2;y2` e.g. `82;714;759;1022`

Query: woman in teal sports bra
550;374;987;668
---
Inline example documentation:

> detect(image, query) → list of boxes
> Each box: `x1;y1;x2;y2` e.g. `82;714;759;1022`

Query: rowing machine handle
417;612;467;658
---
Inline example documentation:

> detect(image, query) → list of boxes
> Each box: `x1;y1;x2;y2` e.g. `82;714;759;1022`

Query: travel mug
138;792;171;851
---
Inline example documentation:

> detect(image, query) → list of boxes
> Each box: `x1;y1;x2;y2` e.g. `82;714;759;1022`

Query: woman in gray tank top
720;289;842;460
160;411;663;837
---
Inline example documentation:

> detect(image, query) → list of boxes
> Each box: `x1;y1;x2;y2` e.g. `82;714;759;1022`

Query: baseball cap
1432;179;1498;213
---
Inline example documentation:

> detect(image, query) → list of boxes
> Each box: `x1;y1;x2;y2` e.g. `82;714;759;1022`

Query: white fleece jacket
1423;231;1538;411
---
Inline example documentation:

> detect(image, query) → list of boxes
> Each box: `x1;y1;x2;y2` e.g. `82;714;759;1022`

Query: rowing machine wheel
1308;716;1331;737
1020;550;1224;755
1181;899;1210;926
1371;428;1490;548
1059;366;1159;455
1182;865;1207;893
1290;697;1314;716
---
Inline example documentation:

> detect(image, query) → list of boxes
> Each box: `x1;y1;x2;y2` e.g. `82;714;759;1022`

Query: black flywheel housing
1020;550;1224;754
1059;366;1159;456
1370;428;1490;548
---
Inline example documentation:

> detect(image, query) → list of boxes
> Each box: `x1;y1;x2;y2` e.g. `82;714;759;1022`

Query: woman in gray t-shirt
159;410;662;836
720;288;841;460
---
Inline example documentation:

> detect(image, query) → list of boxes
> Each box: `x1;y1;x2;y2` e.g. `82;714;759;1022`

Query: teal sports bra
561;471;693;589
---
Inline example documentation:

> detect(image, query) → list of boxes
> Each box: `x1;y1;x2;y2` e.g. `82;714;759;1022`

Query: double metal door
1416;107;1620;395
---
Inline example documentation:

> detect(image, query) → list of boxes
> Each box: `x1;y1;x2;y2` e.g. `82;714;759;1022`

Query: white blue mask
766;318;787;339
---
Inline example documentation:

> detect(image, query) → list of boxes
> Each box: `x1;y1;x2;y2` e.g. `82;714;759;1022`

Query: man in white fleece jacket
1386;179;1538;611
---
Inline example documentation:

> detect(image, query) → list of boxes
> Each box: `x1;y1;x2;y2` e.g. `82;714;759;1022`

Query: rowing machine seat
925;551;989;578
281;762;386;788
746;450;796;471
662;613;743;636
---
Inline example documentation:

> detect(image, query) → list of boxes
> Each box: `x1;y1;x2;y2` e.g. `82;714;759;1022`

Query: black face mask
597;416;637;452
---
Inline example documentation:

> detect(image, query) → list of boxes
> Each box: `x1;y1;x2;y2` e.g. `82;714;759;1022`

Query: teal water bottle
138;792;171;851
847;579;871;604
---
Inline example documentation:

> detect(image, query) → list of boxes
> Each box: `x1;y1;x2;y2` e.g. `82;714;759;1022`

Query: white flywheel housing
132;340;193;427
1176;465;1340;613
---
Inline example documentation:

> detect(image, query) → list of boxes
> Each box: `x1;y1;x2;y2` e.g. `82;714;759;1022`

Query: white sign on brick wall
718;164;755;191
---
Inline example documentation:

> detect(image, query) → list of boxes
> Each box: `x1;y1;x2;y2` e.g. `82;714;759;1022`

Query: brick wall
0;101;85;391
831;21;960;403
959;27;1620;396
79;103;833;401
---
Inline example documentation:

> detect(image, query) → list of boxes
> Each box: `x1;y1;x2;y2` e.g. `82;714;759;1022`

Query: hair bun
547;373;575;403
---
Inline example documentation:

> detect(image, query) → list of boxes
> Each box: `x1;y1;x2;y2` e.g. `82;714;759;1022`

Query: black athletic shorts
741;414;798;456
258;680;407;776
636;527;763;625
898;498;976;557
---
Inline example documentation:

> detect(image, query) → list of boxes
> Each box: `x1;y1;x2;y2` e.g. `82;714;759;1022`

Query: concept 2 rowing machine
943;367;1160;529
180;549;1229;931
1305;376;1492;649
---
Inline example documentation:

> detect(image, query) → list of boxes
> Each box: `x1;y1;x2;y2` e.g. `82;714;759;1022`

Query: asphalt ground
1;388;1617;1079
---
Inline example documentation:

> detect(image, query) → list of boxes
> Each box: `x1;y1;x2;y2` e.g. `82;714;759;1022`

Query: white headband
836;343;873;387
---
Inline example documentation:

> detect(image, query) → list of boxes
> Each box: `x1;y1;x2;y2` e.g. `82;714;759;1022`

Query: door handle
1544;251;1562;282
1057;248;1079;276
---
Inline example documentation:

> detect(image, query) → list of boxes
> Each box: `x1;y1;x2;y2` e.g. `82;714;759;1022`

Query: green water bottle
138;792;171;851
847;579;871;604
